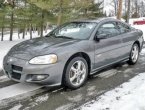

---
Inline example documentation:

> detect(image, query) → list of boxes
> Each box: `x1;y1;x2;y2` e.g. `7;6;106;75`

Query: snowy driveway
0;47;144;110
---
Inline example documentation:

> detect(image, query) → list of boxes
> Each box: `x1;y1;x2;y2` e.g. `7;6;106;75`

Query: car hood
8;37;79;60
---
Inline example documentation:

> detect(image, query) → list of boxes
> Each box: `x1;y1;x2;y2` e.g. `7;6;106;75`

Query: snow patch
122;64;129;67
56;103;74;110
0;83;42;101
141;48;145;54
35;94;49;103
124;68;133;73
87;86;96;91
9;103;22;110
67;94;83;102
0;30;51;41
78;73;145;110
0;75;9;83
98;69;117;78
0;75;7;80
124;74;129;78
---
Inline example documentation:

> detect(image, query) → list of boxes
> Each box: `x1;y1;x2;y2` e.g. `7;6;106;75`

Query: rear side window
101;23;115;28
116;22;131;34
97;22;120;38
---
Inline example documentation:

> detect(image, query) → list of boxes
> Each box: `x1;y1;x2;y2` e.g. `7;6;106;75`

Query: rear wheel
128;43;139;65
63;57;88;89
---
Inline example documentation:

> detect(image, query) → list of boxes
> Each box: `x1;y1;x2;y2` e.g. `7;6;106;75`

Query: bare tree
126;0;130;23
57;0;63;26
139;1;145;17
4;0;15;41
10;1;14;41
109;0;118;16
117;0;123;19
113;0;118;15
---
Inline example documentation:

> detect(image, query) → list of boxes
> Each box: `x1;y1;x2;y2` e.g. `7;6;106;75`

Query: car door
93;22;124;71
116;22;135;58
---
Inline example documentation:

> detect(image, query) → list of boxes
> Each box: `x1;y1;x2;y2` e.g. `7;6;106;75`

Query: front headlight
29;54;58;65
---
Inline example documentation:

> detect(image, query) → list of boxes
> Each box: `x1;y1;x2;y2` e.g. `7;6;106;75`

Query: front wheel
63;57;88;90
128;43;139;65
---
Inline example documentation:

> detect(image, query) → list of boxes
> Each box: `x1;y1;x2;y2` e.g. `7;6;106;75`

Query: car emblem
7;58;13;63
9;58;13;62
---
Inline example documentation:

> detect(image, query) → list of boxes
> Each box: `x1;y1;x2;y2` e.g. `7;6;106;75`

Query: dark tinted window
116;22;131;33
97;22;120;38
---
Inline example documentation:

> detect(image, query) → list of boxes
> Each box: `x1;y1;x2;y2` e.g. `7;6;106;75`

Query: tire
63;57;88;90
128;43;139;65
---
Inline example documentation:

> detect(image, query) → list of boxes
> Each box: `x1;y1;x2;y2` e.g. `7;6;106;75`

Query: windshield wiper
55;35;74;39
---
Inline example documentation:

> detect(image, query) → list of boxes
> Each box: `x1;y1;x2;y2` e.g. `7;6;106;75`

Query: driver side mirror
95;33;108;41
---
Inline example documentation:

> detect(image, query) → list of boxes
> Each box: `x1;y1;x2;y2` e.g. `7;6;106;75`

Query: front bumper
3;56;64;86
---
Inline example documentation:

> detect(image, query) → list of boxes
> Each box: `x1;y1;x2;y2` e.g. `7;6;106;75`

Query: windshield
46;22;97;40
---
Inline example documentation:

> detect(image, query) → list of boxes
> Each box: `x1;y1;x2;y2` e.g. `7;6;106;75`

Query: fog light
30;74;49;81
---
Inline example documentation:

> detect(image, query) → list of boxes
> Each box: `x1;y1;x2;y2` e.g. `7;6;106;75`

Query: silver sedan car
3;18;144;89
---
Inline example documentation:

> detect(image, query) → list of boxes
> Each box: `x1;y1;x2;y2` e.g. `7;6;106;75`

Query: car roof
73;18;118;23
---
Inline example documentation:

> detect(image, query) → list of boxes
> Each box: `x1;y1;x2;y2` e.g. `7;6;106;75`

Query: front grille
11;65;23;80
12;65;23;72
11;72;21;80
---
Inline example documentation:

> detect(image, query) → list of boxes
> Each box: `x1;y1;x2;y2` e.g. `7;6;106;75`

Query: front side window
97;22;120;38
47;22;97;40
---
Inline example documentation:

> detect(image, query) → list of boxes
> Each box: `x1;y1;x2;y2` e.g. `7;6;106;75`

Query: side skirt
90;57;129;75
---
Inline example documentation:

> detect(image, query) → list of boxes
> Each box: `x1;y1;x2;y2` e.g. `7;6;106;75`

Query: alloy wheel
131;44;139;63
69;60;87;87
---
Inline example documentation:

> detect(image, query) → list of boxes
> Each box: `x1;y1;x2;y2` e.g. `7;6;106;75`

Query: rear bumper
3;56;64;86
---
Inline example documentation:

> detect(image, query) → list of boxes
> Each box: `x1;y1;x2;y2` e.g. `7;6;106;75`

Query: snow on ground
141;48;145;55
0;75;9;83
9;103;22;110
0;30;51;41
0;83;42;101
98;69;117;78
78;48;145;110
79;73;145;110
35;94;49;103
